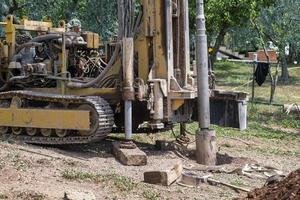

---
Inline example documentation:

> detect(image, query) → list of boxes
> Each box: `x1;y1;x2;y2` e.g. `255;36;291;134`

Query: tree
189;0;275;66
80;0;118;40
225;23;260;53
0;0;118;40
0;0;28;16
255;0;300;84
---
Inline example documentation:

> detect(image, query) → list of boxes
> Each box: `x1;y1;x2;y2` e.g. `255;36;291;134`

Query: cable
66;44;121;88
66;0;142;89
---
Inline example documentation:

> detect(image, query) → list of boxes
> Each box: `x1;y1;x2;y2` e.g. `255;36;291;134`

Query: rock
64;191;96;200
112;142;147;166
144;159;183;186
283;104;300;114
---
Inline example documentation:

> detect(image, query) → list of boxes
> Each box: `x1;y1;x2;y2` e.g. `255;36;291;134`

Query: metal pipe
251;54;258;102
31;34;61;43
121;0;135;141
15;42;42;54
195;0;217;166
182;0;191;87
122;37;134;140
196;0;210;129
30;32;79;43
124;100;132;140
61;32;67;95
0;83;9;92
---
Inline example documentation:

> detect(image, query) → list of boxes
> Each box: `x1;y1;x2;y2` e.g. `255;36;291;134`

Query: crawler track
0;91;114;144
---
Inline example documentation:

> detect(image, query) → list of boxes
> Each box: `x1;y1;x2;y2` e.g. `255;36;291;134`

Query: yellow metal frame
0;0;198;130
0;108;90;130
29;88;120;99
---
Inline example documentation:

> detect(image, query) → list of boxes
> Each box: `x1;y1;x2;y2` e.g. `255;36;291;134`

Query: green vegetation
189;0;276;66
61;170;136;192
0;193;7;199
1;0;118;40
161;104;299;143
142;190;161;200
215;61;300;104
214;62;299;142
62;170;96;180
6;151;30;171
105;173;136;192
255;147;300;157
230;178;245;187
143;61;300;159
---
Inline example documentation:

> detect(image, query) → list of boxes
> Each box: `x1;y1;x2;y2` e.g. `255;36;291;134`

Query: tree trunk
211;26;228;67
280;52;289;84
287;43;297;64
269;63;279;104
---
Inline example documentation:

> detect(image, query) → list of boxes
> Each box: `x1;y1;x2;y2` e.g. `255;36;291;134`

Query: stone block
144;159;183;186
112;142;147;166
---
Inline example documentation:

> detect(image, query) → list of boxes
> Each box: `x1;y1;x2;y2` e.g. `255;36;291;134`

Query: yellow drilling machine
0;0;247;146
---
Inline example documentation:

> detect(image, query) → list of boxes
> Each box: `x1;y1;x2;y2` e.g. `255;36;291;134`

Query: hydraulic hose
67;9;123;89
15;42;43;54
0;83;9;92
66;43;121;88
31;33;61;43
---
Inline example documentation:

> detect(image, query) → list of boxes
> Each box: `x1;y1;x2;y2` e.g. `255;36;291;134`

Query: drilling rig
0;0;247;145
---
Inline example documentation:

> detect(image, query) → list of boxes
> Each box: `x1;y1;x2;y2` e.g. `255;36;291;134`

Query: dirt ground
0;131;299;200
242;169;300;200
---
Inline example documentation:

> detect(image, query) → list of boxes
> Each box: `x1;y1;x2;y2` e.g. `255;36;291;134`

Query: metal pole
125;101;132;140
61;32;66;95
252;54;258;102
196;0;210;128
122;37;135;141
119;0;134;141
195;0;217;165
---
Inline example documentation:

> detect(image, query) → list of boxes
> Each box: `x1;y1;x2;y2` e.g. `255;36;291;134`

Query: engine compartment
5;31;108;89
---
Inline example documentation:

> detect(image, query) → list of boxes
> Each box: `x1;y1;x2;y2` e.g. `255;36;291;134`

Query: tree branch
8;0;30;14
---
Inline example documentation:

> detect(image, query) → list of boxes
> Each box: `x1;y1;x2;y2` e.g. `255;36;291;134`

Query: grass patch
104;173;136;192
62;170;96;180
142;190;160;200
61;170;136;192
158;106;299;144
215;61;300;104
6;152;30;171
0;193;7;199
255;147;300;158
230;178;245;187
248;104;300;129
281;119;300;129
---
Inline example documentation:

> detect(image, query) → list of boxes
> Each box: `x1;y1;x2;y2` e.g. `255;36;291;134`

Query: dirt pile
242;169;300;200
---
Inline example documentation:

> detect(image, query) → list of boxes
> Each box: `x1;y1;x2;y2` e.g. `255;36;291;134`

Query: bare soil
0;133;299;200
240;169;300;200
